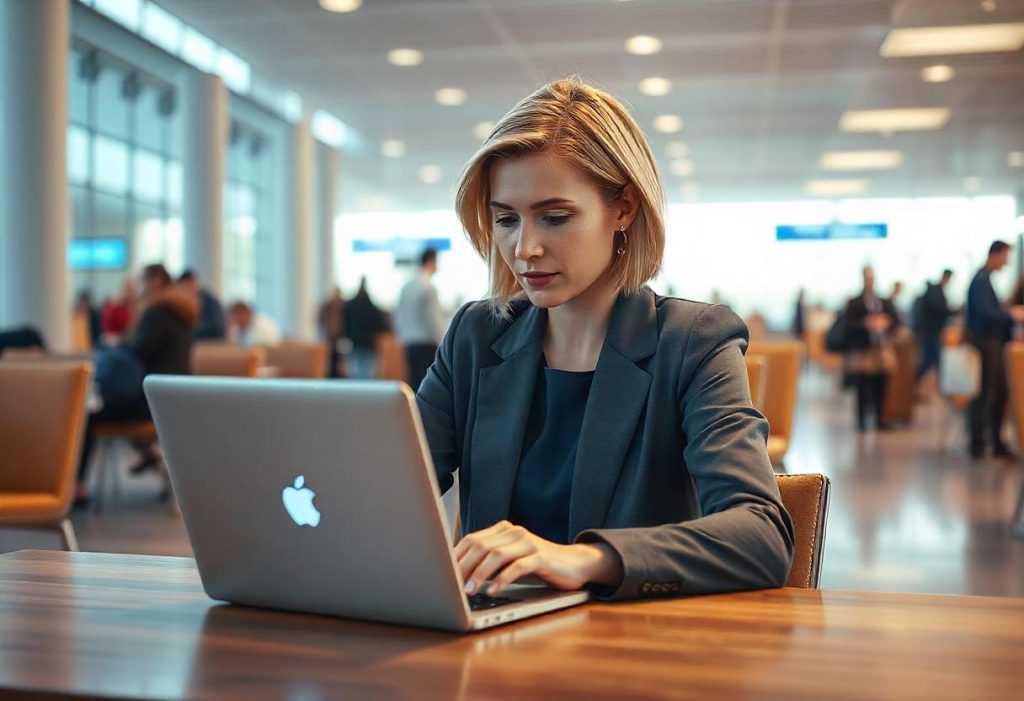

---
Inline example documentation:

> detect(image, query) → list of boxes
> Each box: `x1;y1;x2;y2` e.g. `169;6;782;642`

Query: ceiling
153;0;1024;211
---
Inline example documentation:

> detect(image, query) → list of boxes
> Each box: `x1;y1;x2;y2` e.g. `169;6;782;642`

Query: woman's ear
616;183;641;230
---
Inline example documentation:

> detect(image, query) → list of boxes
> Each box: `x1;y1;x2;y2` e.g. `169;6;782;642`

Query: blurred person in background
77;264;199;500
914;269;956;391
177;269;226;341
345;277;388;380
228;301;281;347
966;241;1024;459
394;247;445;391
888;281;908;327
317;285;346;378
792;288;806;339
73;290;102;349
844;266;901;431
101;277;137;344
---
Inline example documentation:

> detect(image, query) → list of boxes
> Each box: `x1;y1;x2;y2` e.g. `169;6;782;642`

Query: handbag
939;345;981;399
825;311;850;353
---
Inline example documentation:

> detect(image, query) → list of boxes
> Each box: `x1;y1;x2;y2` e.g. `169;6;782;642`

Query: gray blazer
416;286;794;601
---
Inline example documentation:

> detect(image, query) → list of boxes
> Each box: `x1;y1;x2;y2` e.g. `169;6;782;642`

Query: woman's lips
522;272;557;288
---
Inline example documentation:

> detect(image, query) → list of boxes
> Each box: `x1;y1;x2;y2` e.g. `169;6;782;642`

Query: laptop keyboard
468;593;521;610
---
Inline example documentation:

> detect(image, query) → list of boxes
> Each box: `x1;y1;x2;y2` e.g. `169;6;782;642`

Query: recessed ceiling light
319;0;362;13
626;35;662;55
638;77;672;96
666;141;689;158
419;165;443;184
473;121;494;140
381;140;405;158
1008;151;1024;167
880;23;1024;57
921;64;955;82
820;150;904;171
804;179;870;196
982;0;997;12
435;88;467;106
387;48;423;66
669;159;694;177
839;108;950;133
963;176;983;192
653;115;683;133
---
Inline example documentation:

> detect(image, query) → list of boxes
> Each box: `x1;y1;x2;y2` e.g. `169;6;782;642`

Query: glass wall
67;43;183;303
223;118;271;305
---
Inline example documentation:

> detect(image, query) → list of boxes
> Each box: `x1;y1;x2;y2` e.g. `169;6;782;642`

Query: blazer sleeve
416;302;472;495
576;305;795;600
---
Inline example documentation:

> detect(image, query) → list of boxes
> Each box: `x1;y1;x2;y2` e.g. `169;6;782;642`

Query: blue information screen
68;238;129;270
776;223;888;241
352;237;452;261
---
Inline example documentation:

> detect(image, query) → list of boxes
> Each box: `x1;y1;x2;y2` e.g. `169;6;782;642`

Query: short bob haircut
456;77;666;317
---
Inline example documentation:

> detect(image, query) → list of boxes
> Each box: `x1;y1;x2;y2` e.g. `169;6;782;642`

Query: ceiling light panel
880;23;1024;57
839;108;950;133
820;150;904;171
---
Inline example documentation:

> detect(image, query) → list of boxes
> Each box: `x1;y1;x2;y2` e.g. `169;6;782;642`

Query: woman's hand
454;520;623;596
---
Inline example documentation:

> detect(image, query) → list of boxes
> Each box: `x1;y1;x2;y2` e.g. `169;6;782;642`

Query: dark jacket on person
916;282;954;337
844;293;900;351
966;268;1011;341
194;289;226;340
133;289;200;375
345;291;387;350
416;287;794;602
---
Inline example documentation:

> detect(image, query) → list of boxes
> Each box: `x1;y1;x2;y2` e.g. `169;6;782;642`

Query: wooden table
2;550;1023;700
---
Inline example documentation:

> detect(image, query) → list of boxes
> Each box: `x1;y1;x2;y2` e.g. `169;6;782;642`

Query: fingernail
464;580;475;594
487;584;498;595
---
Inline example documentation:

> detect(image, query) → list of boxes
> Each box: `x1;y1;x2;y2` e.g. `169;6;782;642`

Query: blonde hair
456;78;666;317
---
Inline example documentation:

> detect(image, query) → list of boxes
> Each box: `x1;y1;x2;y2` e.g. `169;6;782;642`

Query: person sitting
177;269;226;340
77;264;199;501
228;301;281;347
417;78;794;601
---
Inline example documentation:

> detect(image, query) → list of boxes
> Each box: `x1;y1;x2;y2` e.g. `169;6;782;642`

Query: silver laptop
143;376;588;632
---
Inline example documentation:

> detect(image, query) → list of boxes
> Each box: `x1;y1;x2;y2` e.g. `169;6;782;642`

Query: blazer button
641;583;652;594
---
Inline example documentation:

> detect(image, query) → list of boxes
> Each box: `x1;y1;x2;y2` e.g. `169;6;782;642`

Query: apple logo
282;475;321;527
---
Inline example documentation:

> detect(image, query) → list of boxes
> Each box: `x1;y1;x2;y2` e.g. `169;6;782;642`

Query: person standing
317;286;346;377
914;269;956;386
844;266;900;431
966;241;1024;459
345;277;388;380
394;248;445;391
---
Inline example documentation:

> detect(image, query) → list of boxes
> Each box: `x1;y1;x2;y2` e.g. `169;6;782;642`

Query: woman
843;266;901;431
417;79;793;601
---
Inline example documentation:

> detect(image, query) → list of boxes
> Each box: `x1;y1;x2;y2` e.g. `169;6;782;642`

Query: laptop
143;376;589;632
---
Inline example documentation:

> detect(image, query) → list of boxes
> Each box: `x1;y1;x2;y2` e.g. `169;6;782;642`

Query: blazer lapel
568;289;658;536
468;305;545;532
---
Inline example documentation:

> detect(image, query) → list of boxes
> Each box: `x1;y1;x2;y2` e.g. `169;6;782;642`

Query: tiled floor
3;369;1023;597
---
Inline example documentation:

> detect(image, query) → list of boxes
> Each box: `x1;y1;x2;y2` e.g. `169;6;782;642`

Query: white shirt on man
394;271;445;346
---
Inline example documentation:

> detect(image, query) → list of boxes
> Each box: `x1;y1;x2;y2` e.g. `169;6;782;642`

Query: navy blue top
508;364;594;544
966;268;1011;340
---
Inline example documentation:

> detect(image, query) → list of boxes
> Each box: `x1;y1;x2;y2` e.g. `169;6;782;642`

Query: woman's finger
453;520;513;560
456;526;526;581
487;554;544;595
463;539;533;595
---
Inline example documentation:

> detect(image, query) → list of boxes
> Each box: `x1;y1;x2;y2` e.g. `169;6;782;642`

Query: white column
182;71;227;298
288;120;316;340
0;0;71;349
316;144;340;296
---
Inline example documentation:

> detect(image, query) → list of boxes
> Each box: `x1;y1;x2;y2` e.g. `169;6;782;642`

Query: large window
223;119;272;305
68;44;183;302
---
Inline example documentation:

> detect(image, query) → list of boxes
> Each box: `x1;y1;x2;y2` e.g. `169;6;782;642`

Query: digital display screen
68;238;129;270
776;223;888;241
352;237;452;263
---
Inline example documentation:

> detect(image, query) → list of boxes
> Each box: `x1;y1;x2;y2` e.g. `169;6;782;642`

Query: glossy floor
3;370;1023;596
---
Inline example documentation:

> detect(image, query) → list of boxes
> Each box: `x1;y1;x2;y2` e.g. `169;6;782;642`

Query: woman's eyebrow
488;198;577;210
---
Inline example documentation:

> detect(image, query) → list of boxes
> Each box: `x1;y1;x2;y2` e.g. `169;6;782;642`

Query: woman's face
488;152;634;310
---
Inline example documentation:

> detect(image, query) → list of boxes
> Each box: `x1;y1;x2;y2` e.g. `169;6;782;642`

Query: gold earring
616;227;627;256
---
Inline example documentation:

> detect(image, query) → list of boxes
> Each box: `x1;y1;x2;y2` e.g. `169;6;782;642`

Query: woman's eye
544;214;570;227
494;217;519;230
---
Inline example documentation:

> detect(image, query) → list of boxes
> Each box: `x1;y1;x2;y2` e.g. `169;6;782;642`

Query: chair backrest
747;341;803;445
1005;343;1024;447
0;362;92;508
263;342;328;379
775;473;830;588
191;343;265;377
745;354;766;411
374;332;408;382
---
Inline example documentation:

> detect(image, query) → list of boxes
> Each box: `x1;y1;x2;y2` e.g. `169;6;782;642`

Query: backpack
94;344;146;408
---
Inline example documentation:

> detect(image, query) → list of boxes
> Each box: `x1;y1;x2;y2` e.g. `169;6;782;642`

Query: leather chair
191;343;265;377
775;473;830;588
0;362;92;550
748;341;804;466
375;332;409;383
882;334;918;425
264;342;328;379
745;354;766;411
